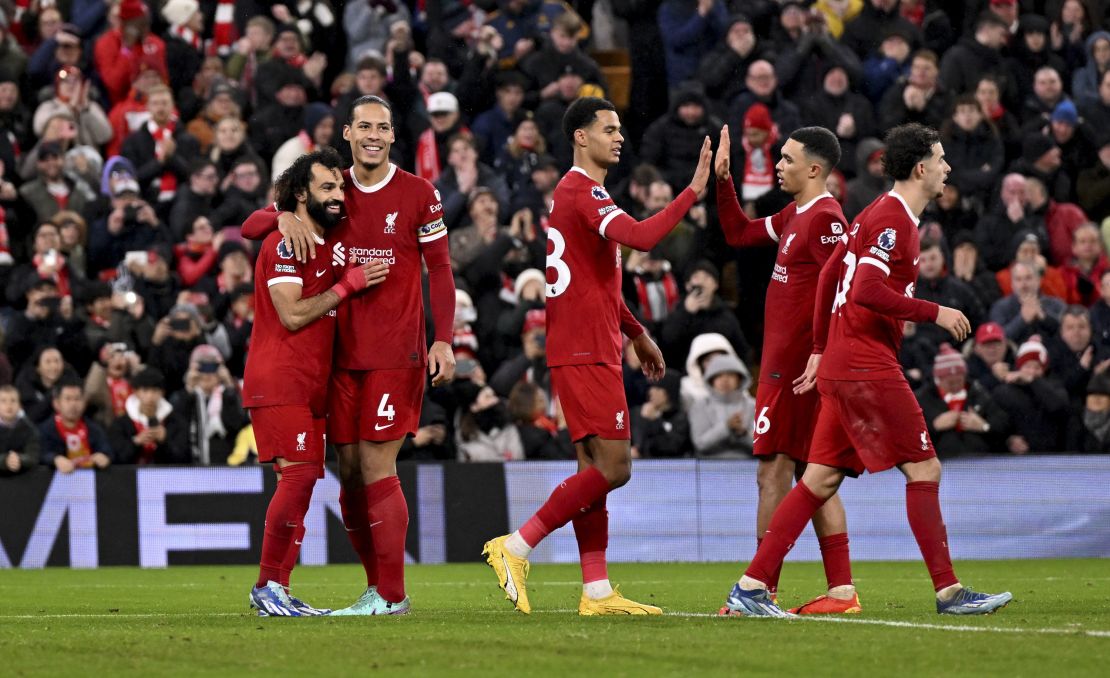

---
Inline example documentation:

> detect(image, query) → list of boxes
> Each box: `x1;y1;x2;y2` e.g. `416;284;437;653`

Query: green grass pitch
1;559;1107;676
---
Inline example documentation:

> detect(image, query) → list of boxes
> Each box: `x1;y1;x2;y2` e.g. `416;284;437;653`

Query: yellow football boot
578;586;662;616
482;535;532;614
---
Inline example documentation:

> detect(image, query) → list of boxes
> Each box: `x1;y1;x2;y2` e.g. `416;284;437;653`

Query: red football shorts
751;380;820;463
808;378;936;476
550;363;630;443
327;367;426;444
250;405;326;477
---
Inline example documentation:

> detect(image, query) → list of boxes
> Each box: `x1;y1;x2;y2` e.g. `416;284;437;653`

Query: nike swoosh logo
752;438;761;445
294;540;302;546
374;422;394;431
913;257;920;265
369;521;383;528
501;554;519;601
315;269;327;277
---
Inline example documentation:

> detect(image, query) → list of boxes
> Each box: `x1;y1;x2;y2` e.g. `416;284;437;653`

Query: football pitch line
1;610;1108;638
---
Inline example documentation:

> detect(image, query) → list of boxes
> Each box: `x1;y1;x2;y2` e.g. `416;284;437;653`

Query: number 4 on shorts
378;393;395;421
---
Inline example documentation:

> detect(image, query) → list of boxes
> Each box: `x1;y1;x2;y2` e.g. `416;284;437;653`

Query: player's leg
571;440;611;599
358;437;409;612
899;458;1011;614
754;453;794;596
791;462;859;614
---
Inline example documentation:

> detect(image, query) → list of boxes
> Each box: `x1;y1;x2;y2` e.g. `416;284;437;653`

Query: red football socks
519;466;611;548
745;482;827;585
573;496;609;584
818;533;853;590
279;523;306;589
756;536;784;594
256;463;316;589
366;475;409;603
339;483;378;587
906;481;958;591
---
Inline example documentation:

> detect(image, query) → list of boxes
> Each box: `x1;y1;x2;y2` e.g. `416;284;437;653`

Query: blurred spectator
27;22;85;94
997;231;1068;300
631;368;690;458
1091;270;1110;360
128;246;179;321
801;65;876;178
193;241;252;320
271;103;335;182
148;303;206;393
473;72;527;166
521;12;605;102
253;24;326;103
33;67;112;150
80;281;154;357
185;82;242;155
534;67;585;168
16;346;80;425
39;377;114;473
965;320;1014;393
1049;306;1100;450
105;60;167;158
843;137;887;219
221;283;254;378
1079;68;1110;135
19;142;96;224
916;343;1009;456
841;0;921;61
209;160;266;228
679;331;741;411
209;117;265;180
0;385;40;476
490;306;550;397
169;344;245;464
992;334;1069;453
6;280;89;375
176;56;230;128
437;136;510;233
1046;101;1097;199
226;15;275;89
734;103;778;204
975;173;1047;272
914;238;984;350
623;247;682;338
657;0;729;88
93;0;168;105
1081;370;1110;452
120;85;199;211
54;211;89;278
861;25;914;105
921;185;976;244
1079;137;1110;225
879;49;948;131
611;0;669;145
1024;175;1089;267
173;217;221;288
87;169;172;274
508;380;570;460
900;320;937;390
976;75;1023;164
85;340;143;429
1061;223;1109;305
1051;0;1092;73
493;116;547;194
948;234;1001;318
938;12;1012;107
990;261;1066;342
109;366;187;464
417;92;468;183
161;0;206;95
1020;66;1068;130
344;0;412;69
169;160;219;240
941;95;1003;205
485;0;584;62
1007;15;1066;111
662;260;749;367
774;5;862;101
642;87;721;195
455;381;524;462
689;353;754;458
6;217;84;308
399;395;451;461
698;13;771;112
729;60;802;142
249;73;309;165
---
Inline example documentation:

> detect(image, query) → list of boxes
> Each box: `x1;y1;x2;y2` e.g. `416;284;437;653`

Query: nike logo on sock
369;521;384;528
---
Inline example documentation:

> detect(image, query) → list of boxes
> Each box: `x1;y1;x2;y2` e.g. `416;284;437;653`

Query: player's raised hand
688;136;713;199
277;211;325;263
715;125;731;180
935;306;971;342
792;353;822;394
428;340;456;387
631;333;665;381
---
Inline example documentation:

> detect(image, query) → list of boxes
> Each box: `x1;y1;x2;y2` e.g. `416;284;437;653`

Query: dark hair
189;158;217;177
273;146;344;213
882;123;940;181
1063;304;1091;322
953;93;979;110
507;381;542;424
448;132;478;152
788;126;841;174
346;94;393;126
631;163;663;187
919;236;942;253
562;96;616;144
912;49;939;67
52;375;84;400
355;56;387;77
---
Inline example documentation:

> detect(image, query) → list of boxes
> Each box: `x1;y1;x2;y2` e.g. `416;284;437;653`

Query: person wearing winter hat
109;366;187;464
270;102;335;181
161;0;206;93
455;382;524;462
1081;370;1110;451
991;333;1069;453
915;343;1008;456
631;368;690;459
688;353;755;459
93;0;169;105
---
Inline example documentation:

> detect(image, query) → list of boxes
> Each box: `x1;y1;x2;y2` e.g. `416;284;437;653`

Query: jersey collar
350;163;397;193
886;190;921;226
795;191;834;214
570;166;594;181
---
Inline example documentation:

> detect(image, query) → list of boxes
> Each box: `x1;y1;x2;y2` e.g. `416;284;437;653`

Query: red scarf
297;130;316;153
0;210;12;265
212;0;238;57
149;119;178;201
9;0;30;46
173;25;204;53
416;128;441;181
740;136;776;201
54;415;93;467
275;49;308;69
108;377;133;417
46;180;71;211
938;385;967;431
31;252;71;297
129;416;158;463
632;271;679;323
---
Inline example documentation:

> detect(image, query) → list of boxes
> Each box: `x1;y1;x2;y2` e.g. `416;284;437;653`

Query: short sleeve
857;213;913;278
262;235;305;287
416;182;448;244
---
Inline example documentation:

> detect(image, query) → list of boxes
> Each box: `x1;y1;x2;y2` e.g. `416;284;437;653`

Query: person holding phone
659;259;750;367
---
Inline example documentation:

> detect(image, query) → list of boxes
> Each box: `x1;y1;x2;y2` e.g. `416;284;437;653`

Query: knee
599;459;632;489
907;457;943;484
756;459;791;496
801;467;842;499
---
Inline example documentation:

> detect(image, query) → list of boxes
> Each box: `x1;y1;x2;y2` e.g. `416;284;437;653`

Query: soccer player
245;147;388;617
722;123;1012;617
242;95;456;616
483;97;713;615
714;124;859;615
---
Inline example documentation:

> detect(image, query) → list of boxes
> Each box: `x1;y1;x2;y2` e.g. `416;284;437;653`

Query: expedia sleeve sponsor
417;217;447;242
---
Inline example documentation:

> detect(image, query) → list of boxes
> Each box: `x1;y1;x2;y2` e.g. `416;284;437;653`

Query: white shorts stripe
859;257;891;276
267;276;303;287
764;216;780;243
598;209;625;239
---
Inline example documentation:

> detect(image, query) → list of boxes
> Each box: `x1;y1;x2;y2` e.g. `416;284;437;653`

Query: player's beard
307;193;345;229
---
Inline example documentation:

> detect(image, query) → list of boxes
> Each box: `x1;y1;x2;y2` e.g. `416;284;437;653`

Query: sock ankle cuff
818;533;850;549
366;475;402;502
906;480;940;494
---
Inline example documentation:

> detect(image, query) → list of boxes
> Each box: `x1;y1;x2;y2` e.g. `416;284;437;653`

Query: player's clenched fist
935;306;971;342
332;260;389;301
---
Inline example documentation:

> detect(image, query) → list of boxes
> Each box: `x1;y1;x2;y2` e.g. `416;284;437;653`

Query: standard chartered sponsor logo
349;246;396;265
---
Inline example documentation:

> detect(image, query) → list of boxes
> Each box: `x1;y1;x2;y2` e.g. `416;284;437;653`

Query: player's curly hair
789;127;841;174
882;123;941;181
346;94;393;126
562;96;616;144
273;147;343;213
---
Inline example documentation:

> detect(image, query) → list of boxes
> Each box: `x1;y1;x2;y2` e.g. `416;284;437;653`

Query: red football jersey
243;230;338;415
332;164;446;370
759;193;845;384
545;168;631;367
819;191;928;381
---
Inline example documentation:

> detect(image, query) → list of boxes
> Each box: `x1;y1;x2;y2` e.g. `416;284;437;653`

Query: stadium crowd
3;0;1110;474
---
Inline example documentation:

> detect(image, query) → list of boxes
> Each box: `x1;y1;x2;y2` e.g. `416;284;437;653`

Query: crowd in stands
4;0;1110;476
